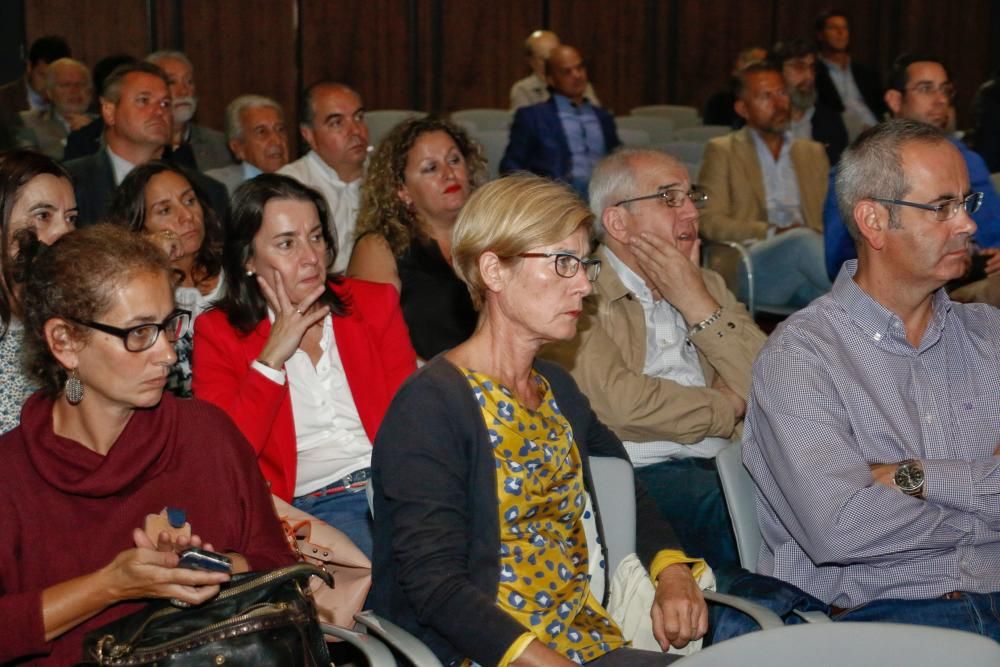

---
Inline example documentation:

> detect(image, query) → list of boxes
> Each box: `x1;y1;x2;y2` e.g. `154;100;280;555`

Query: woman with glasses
0;225;293;664
350;117;486;359
193;174;416;558
108;161;224;397
372;175;706;666
0;150;77;433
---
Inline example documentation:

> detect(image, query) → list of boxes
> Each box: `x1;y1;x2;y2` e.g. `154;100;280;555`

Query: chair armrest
354;610;445;667
701;239;755;316
322;622;398;666
703;589;784;630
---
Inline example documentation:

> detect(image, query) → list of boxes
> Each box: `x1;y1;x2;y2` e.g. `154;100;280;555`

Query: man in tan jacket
544;148;766;569
699;62;832;310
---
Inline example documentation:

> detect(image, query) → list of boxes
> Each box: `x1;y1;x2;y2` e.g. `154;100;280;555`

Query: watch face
895;463;924;492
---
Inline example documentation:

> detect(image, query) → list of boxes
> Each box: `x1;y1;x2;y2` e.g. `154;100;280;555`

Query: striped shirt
743;260;1000;608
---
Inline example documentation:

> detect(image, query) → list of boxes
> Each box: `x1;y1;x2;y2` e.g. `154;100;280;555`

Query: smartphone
178;547;232;573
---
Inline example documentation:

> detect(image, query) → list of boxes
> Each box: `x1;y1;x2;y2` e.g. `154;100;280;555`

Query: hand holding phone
177;547;233;573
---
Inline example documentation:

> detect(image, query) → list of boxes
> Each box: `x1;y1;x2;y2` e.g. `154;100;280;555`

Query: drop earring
65;368;84;405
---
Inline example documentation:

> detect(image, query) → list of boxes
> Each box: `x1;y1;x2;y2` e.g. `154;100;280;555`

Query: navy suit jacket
499;96;620;183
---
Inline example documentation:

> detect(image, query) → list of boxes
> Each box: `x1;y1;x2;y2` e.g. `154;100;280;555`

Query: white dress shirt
278;151;362;272
604;250;730;465
107;147;137;186
251;313;372;496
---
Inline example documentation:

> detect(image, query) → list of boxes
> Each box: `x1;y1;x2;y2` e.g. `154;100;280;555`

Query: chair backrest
672;125;732;142
616;127;651;147
588;456;636;577
468;129;508;181
365;109;427;149
615;115;675;143
631;105;701;129
451;108;514;131
714;441;762;571
674;621;1000;666
654;140;707;167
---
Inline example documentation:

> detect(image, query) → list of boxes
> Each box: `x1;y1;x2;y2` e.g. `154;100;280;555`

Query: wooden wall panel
300;0;412;112
24;0;148;75
181;0;296;137
437;0;541;112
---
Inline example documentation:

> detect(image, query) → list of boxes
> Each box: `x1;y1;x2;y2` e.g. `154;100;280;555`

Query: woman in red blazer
193;174;416;557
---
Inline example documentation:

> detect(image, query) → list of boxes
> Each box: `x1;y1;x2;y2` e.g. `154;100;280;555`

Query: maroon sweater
0;392;296;665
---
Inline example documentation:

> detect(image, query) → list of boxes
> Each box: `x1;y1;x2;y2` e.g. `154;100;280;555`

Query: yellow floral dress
462;367;625;665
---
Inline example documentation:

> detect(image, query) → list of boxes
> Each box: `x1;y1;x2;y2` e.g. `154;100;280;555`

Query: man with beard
18;58;95;159
770;39;847;164
823;55;1000;297
279;81;369;272
698;62;832;310
146;50;233;172
544;148;766;570
206;95;289;194
741;119;1000;641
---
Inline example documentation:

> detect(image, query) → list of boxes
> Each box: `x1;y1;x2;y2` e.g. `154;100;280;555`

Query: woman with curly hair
349;116;486;359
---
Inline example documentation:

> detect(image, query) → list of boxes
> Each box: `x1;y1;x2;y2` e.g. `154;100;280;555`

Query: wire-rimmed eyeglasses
870;192;983;222
71;309;191;352
517;252;602;282
614;187;708;209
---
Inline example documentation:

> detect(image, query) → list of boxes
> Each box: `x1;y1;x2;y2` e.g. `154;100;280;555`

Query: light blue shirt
241;162;262;180
749;129;803;229
553;93;606;194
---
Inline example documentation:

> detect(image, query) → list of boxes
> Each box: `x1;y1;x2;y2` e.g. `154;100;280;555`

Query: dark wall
9;0;997;146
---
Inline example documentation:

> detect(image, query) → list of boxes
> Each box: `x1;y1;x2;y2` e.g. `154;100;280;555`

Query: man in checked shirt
742;118;1000;640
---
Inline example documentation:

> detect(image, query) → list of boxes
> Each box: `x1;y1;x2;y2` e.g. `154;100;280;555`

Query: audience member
193;174;416;557
64;62;227;226
279;81;369;272
510;30;601;110
814;9;886;138
350;117;484;359
742;119;1000;641
0;36;71;120
18;58;95;159
970;68;1000;172
702;46;766;128
545;149;765;570
146;51;233;172
373;175;707;666
0;150;76;433
206;95;289;194
501;45;620;197
769;39;848;164
823;55;1000;290
698;62;832;309
108;161;224;397
0;224;293;664
62;53;136;161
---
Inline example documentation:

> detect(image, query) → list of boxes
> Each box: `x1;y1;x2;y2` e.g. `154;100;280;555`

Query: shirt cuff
498;633;537;667
251;359;286;385
649;549;708;584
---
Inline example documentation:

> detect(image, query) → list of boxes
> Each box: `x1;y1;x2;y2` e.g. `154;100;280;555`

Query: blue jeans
636;458;739;572
741;227;832;308
292;486;374;559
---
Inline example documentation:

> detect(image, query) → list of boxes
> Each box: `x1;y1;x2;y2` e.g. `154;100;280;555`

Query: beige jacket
542;246;766;445
697;127;829;242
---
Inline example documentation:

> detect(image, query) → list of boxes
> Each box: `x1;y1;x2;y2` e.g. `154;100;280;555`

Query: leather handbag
271;494;372;627
79;563;332;666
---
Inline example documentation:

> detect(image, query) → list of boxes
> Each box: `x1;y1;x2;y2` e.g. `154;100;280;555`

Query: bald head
525;30;561;78
545;45;589;104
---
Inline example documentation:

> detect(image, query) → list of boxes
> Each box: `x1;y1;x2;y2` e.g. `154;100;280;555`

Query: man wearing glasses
824;54;1000;297
544;148;765;570
741;119;1000;640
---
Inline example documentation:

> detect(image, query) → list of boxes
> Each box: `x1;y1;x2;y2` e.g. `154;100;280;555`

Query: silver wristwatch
894;459;925;499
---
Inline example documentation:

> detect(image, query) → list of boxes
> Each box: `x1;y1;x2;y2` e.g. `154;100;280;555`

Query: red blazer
193;278;417;501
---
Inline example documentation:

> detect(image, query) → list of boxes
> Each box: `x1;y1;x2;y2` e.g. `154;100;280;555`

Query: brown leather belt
830;591;964;616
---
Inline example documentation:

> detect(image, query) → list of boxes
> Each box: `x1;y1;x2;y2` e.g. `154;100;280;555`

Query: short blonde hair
452;175;592;310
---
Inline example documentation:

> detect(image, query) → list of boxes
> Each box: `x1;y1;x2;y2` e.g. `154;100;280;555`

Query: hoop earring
65;368;84;405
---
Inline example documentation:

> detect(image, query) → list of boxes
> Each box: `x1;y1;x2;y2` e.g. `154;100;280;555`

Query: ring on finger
295;308;303;315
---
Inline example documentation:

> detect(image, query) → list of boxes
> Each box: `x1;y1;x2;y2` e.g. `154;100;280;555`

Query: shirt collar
749;127;793;158
106;146;137;186
553;92;590;111
242;162;263;180
305;150;360;189
600;246;654;304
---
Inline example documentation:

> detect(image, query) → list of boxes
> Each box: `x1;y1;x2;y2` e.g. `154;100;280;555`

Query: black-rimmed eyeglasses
615;187;708;209
871;192;983;222
517;252;602;282
71;309;191;352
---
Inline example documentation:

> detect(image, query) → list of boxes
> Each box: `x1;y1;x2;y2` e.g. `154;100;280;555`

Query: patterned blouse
0;322;35;434
463;367;625;665
168;272;224;398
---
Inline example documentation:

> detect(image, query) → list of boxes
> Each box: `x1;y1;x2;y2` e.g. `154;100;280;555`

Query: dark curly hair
20;224;172;397
355;116;486;257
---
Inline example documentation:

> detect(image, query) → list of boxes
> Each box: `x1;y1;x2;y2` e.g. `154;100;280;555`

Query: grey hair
145;50;193;70
836;119;947;239
224;95;284;142
588;147;685;239
44;57;90;92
